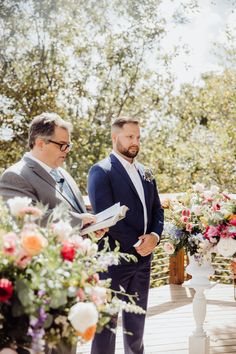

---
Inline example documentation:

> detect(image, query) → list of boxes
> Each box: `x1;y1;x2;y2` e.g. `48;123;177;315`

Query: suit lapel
59;169;86;213
136;164;150;216
110;154;141;201
23;156;84;213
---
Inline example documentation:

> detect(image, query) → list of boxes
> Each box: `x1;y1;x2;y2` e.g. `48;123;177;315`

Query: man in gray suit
0;112;95;228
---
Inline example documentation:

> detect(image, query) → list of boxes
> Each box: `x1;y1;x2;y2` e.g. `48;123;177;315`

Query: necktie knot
50;169;62;183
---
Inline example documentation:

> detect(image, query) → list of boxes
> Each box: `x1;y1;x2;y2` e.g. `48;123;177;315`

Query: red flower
182;209;191;217
61;242;76;262
0;278;14;302
229;219;236;226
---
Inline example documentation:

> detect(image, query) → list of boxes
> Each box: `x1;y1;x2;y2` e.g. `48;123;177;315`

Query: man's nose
132;137;140;145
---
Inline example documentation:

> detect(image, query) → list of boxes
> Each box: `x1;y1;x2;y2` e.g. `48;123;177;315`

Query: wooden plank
77;284;236;354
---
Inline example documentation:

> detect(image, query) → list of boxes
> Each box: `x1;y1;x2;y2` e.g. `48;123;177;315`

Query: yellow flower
200;217;208;227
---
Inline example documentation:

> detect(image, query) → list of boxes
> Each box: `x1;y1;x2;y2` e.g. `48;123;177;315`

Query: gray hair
28;112;72;149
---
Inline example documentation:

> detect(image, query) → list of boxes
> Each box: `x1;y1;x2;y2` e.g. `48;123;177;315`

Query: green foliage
143;69;236;192
0;0;174;193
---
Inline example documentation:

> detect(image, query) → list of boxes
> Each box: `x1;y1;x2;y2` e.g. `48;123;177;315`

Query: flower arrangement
163;184;236;262
0;197;144;353
142;168;154;182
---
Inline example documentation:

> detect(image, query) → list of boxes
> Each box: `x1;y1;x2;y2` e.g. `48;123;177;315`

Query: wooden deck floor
77;283;236;354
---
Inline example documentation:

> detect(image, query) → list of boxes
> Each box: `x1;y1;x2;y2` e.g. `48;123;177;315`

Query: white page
95;202;120;223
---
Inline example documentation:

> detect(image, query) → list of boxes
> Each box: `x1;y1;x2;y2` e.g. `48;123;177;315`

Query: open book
80;202;129;236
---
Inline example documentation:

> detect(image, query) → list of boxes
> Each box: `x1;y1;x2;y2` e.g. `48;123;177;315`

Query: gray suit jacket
0;155;86;227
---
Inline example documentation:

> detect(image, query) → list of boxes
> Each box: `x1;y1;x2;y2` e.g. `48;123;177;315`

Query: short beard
116;141;139;159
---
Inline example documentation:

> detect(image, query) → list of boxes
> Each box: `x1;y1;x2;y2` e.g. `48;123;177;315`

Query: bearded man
88;117;164;354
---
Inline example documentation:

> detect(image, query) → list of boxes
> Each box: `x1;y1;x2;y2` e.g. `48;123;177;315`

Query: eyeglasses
47;139;73;152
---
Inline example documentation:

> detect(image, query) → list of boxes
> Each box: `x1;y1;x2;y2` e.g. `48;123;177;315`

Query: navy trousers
91;258;151;354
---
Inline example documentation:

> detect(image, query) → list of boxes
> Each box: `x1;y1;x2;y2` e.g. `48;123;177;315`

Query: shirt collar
25;152;53;174
111;150;138;170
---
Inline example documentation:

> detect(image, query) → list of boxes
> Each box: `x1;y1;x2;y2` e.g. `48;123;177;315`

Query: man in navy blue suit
88;117;164;354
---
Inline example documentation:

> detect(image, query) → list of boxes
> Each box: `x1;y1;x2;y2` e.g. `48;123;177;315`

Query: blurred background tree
0;0;235;193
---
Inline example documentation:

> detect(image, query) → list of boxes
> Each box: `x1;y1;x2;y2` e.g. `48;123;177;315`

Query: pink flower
77;288;86;301
191;205;202;216
219;224;236;239
212;204;221;212
18;206;43;218
186;223;193;232
15;249;32;268
204;226;219;239
90;286;107;306
181;216;189;223
163;242;175;255
229;218;236;227
182;209;191;217
2;232;18;255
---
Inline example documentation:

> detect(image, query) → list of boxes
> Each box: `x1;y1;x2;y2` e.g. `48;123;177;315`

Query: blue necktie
50;169;82;212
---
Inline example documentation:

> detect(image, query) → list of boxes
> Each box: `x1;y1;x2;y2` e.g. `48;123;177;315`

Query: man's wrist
150;232;160;245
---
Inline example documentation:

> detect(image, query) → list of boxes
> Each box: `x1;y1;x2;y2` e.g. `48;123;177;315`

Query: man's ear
111;132;117;144
35;137;45;149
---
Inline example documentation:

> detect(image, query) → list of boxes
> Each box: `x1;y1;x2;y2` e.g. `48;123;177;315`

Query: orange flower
77;324;97;341
21;232;47;256
229;214;236;220
161;198;171;209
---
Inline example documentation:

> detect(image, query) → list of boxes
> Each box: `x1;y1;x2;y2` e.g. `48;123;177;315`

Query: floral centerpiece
163;184;236;263
0;197;144;353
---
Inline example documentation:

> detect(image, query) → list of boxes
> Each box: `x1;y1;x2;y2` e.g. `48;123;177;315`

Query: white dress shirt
112;151;160;246
112;150;147;234
25;152;52;174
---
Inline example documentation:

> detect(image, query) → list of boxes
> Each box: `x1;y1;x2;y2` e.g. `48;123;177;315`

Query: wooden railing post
169;249;185;284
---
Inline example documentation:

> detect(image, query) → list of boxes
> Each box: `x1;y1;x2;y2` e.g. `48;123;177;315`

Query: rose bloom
15;249;32;268
0;349;18;354
212;203;221;212
77;288;86;301
7;196;32;217
191;205;202;216
2;232;18;255
180;216;189;223
186;223;193;232
68;302;98;336
163;242;175;255
90;286;107;306
51;220;73;241
229;215;236;226
61;241;76;262
204;226;219;239
0;278;14;302
18;206;43;218
182;209;191;217
21;231;47;256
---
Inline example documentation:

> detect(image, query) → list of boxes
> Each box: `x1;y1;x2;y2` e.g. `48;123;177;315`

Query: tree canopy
1;0;235;193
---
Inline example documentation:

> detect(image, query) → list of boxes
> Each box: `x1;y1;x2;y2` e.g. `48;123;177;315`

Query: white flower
52;221;73;241
191;205;202;216
91;286;107;305
7;196;32;217
163;242;175;255
217;238;236;257
68;302;98;333
193;183;205;193
210;185;220;193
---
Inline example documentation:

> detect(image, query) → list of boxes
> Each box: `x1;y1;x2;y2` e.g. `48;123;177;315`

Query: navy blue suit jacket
88;154;164;254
